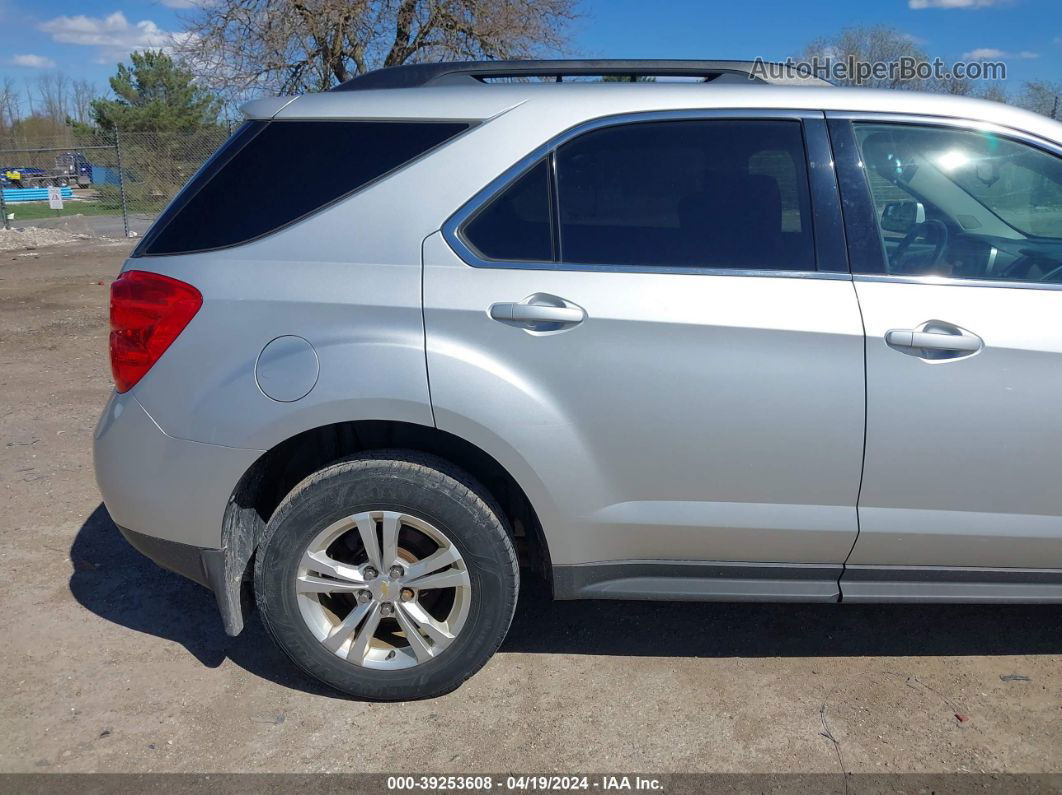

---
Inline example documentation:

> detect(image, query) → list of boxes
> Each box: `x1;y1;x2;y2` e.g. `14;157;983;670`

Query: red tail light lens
109;270;202;393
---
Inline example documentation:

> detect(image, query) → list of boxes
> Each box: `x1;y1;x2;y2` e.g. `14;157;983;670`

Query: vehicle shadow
70;503;336;697
504;580;1062;658
71;503;1062;698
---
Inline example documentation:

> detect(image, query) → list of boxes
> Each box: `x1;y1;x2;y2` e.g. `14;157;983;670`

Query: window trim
826;110;1062;290
443;108;850;279
135;118;479;258
852;272;1062;292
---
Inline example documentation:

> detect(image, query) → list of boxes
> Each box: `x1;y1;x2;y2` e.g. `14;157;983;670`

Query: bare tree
800;27;1062;116
1019;81;1062;120
800;26;934;90
72;79;96;125
33;71;77;131
23;78;35;117
976;83;1009;104
0;77;22;131
938;78;1007;102
797;25;1008;96
937;73;974;96
179;0;579;100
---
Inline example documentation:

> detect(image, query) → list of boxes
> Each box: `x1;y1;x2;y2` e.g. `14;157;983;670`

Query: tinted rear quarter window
137;120;468;256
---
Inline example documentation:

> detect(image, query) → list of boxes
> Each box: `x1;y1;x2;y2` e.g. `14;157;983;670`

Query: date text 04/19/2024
386;775;664;791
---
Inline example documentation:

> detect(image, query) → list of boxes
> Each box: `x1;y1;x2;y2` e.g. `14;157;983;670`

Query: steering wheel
891;219;949;273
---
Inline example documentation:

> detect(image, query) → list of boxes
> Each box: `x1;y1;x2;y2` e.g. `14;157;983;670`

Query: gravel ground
0;225;90;251
0;240;1060;777
9;213;154;240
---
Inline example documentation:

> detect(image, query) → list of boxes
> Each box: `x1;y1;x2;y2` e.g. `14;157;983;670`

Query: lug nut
389;565;404;579
363;566;378;580
356;590;372;604
380;603;395;617
400;588;415;602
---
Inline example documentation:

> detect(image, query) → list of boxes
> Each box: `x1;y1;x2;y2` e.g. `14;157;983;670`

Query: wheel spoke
296;574;368;594
354;513;382;570
347;603;382;662
302;549;365;583
380;511;401;569
394;601;434;662
399;600;456;647
405;567;470;591
297;510;473;670
403;545;460;581
322;600;373;653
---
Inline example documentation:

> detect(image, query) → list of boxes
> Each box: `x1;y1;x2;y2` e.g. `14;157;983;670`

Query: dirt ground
1;239;1060;777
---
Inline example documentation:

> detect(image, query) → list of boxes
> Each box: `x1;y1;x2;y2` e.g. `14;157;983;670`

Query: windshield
948;136;1062;238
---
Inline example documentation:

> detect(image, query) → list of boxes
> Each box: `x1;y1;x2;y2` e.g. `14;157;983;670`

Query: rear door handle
886;330;981;352
885;321;983;358
490;294;586;331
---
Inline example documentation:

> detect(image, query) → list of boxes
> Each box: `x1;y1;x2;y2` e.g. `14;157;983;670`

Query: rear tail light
109;270;202;393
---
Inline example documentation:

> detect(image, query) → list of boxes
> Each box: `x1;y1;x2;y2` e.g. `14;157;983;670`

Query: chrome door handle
489;294;586;331
885;321;982;358
886;330;981;352
491;304;585;324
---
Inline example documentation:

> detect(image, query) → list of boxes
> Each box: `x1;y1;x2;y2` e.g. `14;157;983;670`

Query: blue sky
0;0;1058;104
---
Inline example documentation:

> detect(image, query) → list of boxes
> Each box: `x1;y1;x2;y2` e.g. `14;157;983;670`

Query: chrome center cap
370;577;397;602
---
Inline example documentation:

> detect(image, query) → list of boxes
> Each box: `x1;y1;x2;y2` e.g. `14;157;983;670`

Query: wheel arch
217;419;551;635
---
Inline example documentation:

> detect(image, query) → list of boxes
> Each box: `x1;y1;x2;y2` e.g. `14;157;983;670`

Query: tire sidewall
255;454;518;700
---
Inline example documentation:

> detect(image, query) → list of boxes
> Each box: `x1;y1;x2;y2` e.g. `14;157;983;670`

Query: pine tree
86;50;222;133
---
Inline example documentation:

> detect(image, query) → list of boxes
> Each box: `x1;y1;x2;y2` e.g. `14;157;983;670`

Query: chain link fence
0;127;232;237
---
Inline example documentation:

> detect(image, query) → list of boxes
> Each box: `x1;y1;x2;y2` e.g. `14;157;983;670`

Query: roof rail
331;59;828;91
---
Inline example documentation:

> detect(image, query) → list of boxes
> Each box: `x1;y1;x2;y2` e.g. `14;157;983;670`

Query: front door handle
885;320;983;359
489;293;586;331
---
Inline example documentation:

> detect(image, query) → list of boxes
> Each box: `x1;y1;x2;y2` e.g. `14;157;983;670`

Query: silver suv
94;60;1062;700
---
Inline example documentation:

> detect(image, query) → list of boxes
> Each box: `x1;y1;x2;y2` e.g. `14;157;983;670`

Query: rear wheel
254;451;519;700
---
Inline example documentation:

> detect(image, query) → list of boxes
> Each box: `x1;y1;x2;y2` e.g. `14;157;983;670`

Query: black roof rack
332;59;826;91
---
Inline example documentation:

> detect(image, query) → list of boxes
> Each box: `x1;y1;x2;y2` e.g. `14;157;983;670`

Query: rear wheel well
219;421;550;634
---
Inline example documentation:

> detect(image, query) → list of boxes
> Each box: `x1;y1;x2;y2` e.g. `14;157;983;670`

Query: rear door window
137;120;469;256
555;120;815;270
457;119;817;271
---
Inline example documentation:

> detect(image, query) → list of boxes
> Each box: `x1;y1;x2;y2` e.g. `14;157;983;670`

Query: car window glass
139;120;468;256
554;119;815;270
462;158;553;261
854;122;1062;284
750;149;804;233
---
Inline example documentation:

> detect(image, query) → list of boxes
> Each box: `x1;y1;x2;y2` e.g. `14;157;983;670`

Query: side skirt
551;561;1062;604
552;561;842;602
841;565;1062;603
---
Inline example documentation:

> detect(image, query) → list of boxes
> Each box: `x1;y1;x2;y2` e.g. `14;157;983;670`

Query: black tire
254;450;519;700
